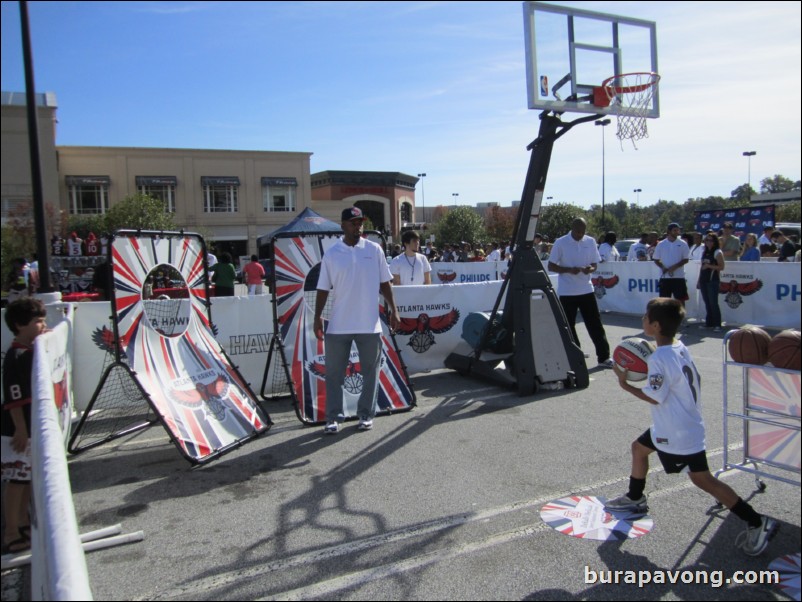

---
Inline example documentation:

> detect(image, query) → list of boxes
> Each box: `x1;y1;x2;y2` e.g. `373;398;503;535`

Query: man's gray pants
324;333;382;423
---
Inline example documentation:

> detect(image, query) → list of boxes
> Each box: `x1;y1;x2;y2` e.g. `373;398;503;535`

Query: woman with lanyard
697;232;725;331
390;230;432;285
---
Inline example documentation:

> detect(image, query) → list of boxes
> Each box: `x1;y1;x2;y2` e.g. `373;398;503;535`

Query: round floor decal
540;495;654;541
769;553;801;601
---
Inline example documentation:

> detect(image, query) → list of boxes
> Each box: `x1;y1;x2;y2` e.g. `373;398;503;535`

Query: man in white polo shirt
548;218;613;368
314;207;400;434
652;222;690;305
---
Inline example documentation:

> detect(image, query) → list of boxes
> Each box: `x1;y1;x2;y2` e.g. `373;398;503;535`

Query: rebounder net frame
69;230;271;465
262;230;416;425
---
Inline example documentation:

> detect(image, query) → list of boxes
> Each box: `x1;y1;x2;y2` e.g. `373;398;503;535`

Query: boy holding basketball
607;297;777;556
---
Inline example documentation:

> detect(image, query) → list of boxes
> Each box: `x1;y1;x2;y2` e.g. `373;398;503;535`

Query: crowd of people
387;238;550;264
599;223;800;265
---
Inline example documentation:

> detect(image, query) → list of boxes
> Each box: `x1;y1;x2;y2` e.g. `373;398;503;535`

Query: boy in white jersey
607;298;777;556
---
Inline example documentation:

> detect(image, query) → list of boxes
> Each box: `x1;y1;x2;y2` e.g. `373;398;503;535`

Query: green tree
66;193;176;238
760;175;797;194
484;205;516;243
1;201;65;293
538;203;587;242
730;184;756;202
431;206;486;245
776;200;801;223
102;193;176;233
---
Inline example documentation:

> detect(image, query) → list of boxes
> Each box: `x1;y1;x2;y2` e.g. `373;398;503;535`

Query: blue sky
2;1;800;210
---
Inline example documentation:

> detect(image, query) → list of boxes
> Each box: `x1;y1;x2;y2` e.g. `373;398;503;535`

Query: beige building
1;91;60;217
56;145;312;258
2;91;422;259
2;91;311;259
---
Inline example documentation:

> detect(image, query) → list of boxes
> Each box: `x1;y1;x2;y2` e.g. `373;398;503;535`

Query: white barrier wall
591;261;801;329
392;281;503;374
209;294;275;393
31;321;93;600
429;261;505;284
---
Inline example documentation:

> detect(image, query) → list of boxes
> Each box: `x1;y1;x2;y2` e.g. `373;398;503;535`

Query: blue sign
694;205;775;241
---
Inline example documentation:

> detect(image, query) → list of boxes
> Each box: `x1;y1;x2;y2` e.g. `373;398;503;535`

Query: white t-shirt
317;237;393;334
549;232;601;296
487;249;501;262
628;241;649;262
390;252;431;285
652;237;690;278
641;342;705;455
689;244;704;260
598;242;620;263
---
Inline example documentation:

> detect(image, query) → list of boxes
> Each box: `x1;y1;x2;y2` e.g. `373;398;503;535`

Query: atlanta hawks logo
591;274;620;299
436;270;457;283
168;374;231;420
92;325;127;358
719;278;763;309
394;309;461;353
305;360;364;394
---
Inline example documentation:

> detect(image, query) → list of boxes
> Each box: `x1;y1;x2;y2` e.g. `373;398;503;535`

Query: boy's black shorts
638;429;709;474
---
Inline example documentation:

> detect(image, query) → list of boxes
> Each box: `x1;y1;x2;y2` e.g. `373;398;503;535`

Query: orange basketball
768;330;801;371
727;327;771;365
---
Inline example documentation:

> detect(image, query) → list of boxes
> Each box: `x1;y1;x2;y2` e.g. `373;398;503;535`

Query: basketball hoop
594;72;660;146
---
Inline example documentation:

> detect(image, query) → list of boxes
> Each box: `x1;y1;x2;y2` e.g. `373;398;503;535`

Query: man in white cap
314;207;400;434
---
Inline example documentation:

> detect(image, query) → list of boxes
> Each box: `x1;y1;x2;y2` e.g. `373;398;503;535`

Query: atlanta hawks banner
393;281;504;374
111;232;270;463
590;261;800;329
272;234;415;424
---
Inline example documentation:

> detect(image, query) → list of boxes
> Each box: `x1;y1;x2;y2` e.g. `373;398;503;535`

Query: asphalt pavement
4;313;800;600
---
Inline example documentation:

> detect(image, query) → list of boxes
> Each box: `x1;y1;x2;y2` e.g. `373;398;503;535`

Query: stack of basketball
728;326;801;371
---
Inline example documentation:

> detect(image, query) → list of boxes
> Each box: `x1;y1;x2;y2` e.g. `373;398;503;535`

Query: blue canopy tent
256;208;342;253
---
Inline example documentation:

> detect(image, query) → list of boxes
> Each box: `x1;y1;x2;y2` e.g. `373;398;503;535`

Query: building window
66;176;109;215
400;202;412;223
262;177;297;212
201;177;239;213
136;176;176;212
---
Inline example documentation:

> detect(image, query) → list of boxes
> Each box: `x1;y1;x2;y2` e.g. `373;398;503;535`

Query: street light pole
742;151;756;201
634;188;642;204
452;192;459;208
595;119;611;230
417;172;426;227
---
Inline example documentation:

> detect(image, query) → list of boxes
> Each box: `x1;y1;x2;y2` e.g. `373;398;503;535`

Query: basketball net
602;72;660;149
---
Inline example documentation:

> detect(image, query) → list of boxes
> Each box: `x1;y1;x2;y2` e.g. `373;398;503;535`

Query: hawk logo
305;360;364;394
591;274;620;299
92;326;126;358
436;270;457;283
719;278;763;309
167;374;231;421
394;309;461;353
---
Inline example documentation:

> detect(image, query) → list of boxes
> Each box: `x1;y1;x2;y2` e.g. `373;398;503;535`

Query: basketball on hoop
613;338;655;381
727;326;771;365
767;329;801;371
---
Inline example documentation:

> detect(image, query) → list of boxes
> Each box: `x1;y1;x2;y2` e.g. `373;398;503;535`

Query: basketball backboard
523;2;659;118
